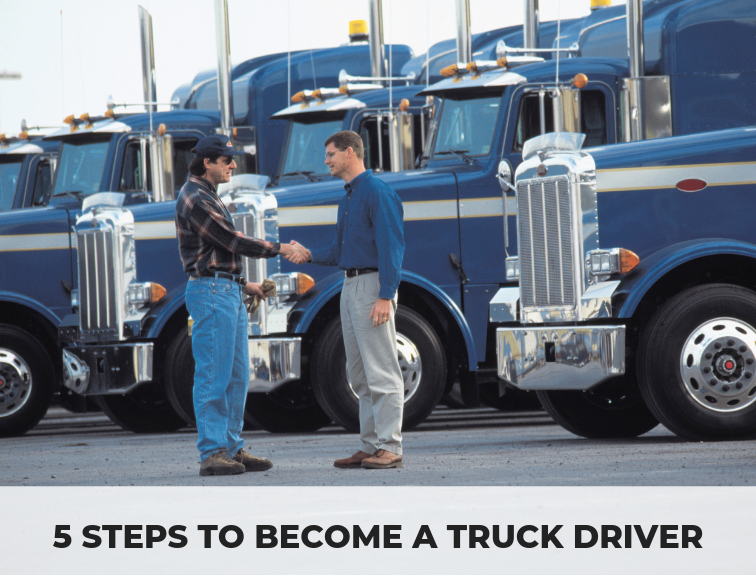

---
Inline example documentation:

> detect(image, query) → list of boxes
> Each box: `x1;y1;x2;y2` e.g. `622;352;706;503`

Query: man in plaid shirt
176;134;306;476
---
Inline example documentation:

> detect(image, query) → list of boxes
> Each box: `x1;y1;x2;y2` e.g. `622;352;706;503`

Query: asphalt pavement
1;405;755;486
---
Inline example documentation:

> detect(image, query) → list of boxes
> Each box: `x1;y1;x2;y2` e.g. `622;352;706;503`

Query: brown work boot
199;449;246;476
334;451;373;469
361;449;403;469
233;447;273;472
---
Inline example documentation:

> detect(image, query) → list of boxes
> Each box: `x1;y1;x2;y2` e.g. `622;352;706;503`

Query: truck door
25;155;56;208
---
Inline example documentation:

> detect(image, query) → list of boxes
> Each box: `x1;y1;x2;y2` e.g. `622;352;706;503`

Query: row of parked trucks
2;0;756;443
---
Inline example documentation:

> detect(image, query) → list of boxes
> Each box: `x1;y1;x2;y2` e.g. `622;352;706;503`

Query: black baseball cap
192;134;245;157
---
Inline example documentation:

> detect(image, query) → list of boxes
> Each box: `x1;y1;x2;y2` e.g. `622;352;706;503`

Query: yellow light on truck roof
349;20;367;36
440;64;459;78
63;115;75;125
291;91;307;103
573;73;588;89
591;0;612;9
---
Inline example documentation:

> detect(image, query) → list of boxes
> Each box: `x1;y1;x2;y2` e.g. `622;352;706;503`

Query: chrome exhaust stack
138;6;157;114
455;0;472;64
522;0;540;57
621;0;672;142
214;0;233;135
368;0;387;85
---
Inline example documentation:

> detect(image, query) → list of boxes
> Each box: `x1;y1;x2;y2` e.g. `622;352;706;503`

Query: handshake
279;240;311;265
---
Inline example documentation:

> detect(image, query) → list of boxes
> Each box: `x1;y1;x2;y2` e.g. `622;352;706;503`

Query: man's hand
242;281;266;298
369;298;393;327
280;240;310;264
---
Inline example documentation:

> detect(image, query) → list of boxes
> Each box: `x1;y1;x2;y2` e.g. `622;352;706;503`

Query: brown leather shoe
233;447;273;472
361;449;403;469
199;450;246;476
334;451;373;469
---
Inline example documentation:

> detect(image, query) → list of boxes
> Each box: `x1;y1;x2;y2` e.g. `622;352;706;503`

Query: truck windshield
0;159;22;211
432;95;501;158
282;119;343;178
52;140;109;197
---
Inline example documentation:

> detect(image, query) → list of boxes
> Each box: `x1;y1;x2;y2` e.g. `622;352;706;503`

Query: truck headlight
271;273;315;297
586;248;639;277
127;282;167;305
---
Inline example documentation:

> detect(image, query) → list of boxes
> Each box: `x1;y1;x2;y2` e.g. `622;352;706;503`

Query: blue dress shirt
310;170;404;299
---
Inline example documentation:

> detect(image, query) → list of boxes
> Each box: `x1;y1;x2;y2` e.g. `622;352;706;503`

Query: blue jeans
185;276;249;462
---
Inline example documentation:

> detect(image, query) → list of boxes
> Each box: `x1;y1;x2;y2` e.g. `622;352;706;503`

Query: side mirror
497;160;515;194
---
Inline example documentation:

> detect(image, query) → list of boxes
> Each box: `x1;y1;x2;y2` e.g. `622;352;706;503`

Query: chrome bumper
248;337;301;392
62;336;301;396
62;344;153;395
496;325;625;390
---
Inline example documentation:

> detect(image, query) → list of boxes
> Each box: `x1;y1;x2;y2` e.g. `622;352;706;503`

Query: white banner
2;486;750;574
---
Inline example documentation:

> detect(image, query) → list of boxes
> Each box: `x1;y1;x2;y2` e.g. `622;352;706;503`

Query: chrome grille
518;177;575;308
78;229;118;338
233;213;261;284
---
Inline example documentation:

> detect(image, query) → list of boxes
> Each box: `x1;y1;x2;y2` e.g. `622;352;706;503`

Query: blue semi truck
491;125;756;441
55;0;756;435
0;28;412;435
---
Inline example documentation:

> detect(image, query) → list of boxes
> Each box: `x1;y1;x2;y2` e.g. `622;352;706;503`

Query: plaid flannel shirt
175;175;280;277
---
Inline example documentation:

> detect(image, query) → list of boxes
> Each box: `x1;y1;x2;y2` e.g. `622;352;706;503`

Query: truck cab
0;134;58;210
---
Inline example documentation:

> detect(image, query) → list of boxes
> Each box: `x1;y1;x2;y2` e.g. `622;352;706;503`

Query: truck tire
95;386;187;434
536;374;658;438
163;328;260;429
637;284;756;441
243;387;332;433
0;325;55;437
311;306;447;432
163;328;196;425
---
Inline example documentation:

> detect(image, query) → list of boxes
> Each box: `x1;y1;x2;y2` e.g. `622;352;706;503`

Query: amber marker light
339;85;350;95
104;109;115;119
158;123;167;136
150;283;167;303
440;64;459;77
573;73;588;89
312;89;323;99
619;249;640;274
496;57;508;68
19;131;28;140
466;62;478;73
63;115;75;125
297;273;315;295
79;113;90;122
291;91;307;103
399;98;410;112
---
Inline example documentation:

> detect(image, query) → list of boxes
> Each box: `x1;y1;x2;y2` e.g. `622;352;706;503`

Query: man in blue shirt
296;131;405;469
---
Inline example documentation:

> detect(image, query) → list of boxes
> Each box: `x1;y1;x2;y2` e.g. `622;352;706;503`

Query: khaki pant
340;272;403;455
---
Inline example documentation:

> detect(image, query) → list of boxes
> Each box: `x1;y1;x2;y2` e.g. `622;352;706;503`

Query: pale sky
0;0;624;135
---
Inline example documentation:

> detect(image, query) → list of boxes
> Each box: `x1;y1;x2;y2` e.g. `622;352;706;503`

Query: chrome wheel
680;318;756;412
348;331;423;402
0;348;32;418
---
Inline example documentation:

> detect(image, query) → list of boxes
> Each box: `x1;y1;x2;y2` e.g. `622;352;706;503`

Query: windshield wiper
435;149;475;165
281;170;318;182
52;190;84;199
